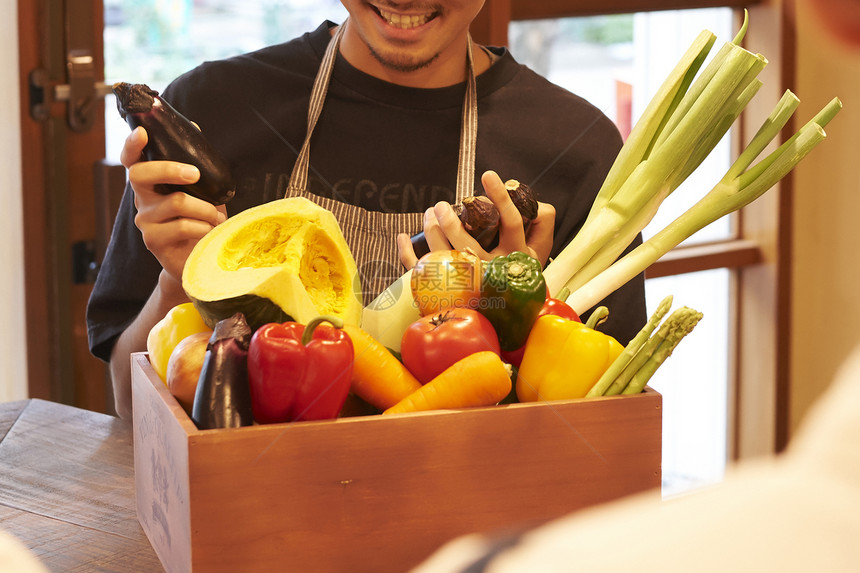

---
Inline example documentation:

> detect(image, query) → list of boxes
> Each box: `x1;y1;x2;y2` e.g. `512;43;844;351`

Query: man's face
339;0;486;86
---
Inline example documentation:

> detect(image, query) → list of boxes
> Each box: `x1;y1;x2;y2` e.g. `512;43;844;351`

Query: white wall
0;2;29;402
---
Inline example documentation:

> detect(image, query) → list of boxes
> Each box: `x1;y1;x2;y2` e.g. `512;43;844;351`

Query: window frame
472;0;792;460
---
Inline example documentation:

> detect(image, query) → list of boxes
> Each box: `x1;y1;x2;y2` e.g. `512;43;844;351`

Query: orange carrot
383;351;512;415
342;324;423;411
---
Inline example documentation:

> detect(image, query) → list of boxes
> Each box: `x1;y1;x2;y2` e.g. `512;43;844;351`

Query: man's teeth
378;8;430;29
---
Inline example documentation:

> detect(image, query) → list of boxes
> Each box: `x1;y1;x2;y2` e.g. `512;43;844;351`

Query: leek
567;98;840;314
564;77;765;294
587;30;716;217
544;15;765;296
543;10;842;319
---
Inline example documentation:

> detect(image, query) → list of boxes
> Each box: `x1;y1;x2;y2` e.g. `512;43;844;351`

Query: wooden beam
471;0;511;46
511;0;759;20
734;1;795;459
646;239;762;279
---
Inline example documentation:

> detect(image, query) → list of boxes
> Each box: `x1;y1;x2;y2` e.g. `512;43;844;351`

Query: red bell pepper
247;316;354;424
500;295;581;368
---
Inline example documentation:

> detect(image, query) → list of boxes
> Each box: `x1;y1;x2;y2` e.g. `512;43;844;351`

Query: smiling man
339;1;490;84
87;1;647;418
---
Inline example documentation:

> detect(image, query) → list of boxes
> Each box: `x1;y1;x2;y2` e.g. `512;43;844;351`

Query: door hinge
29;50;112;133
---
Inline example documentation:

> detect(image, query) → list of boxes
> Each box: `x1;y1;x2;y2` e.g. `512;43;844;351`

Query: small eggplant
191;313;254;430
112;82;235;205
456;195;502;247
505;179;539;226
410;180;538;258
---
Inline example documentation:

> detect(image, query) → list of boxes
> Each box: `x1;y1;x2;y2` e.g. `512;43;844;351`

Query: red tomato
541;298;580;323
411;250;482;316
401;308;500;384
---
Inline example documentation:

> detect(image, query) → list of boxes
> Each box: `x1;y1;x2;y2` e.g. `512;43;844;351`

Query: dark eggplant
410;180;538;258
191;313;254;430
506;179;539;224
112;82;235;205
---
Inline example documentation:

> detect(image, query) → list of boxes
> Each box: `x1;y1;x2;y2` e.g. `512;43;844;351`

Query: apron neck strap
288;20;478;204
456;34;478;202
287;22;347;192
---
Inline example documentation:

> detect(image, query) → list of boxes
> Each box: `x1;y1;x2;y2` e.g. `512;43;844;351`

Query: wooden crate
131;352;661;572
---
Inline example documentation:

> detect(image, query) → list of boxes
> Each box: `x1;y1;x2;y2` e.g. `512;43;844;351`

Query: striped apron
283;21;478;303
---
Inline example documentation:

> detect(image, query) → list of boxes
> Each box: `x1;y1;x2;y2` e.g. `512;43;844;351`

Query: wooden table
0;399;163;572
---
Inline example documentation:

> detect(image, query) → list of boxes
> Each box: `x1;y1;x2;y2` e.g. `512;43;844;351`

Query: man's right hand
121;126;227;285
110;126;229;418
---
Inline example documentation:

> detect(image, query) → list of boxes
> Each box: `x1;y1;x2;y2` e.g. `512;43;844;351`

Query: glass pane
104;0;348;163
645;270;730;497
509;8;735;244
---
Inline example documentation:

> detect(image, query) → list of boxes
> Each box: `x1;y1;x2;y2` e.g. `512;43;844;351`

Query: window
104;0;349;163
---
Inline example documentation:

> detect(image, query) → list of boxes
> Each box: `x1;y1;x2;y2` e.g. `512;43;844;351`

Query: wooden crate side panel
132;353;193;572
184;391;661;572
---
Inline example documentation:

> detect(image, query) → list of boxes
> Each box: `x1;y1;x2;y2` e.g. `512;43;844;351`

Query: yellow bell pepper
146;302;212;384
516;314;624;402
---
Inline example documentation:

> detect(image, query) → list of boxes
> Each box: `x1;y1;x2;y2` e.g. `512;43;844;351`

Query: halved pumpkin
182;197;362;331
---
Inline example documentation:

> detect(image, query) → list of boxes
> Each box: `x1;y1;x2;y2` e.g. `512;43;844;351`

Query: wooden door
19;0;112;413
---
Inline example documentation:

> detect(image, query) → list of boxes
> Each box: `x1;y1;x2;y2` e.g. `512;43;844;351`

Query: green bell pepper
479;251;547;351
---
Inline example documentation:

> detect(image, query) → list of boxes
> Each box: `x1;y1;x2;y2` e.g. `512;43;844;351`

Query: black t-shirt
87;21;647;362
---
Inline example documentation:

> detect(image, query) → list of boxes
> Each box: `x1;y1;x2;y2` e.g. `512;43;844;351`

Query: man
88;1;647;418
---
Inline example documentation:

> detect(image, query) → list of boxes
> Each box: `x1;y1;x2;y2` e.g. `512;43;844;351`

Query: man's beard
368;45;439;73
